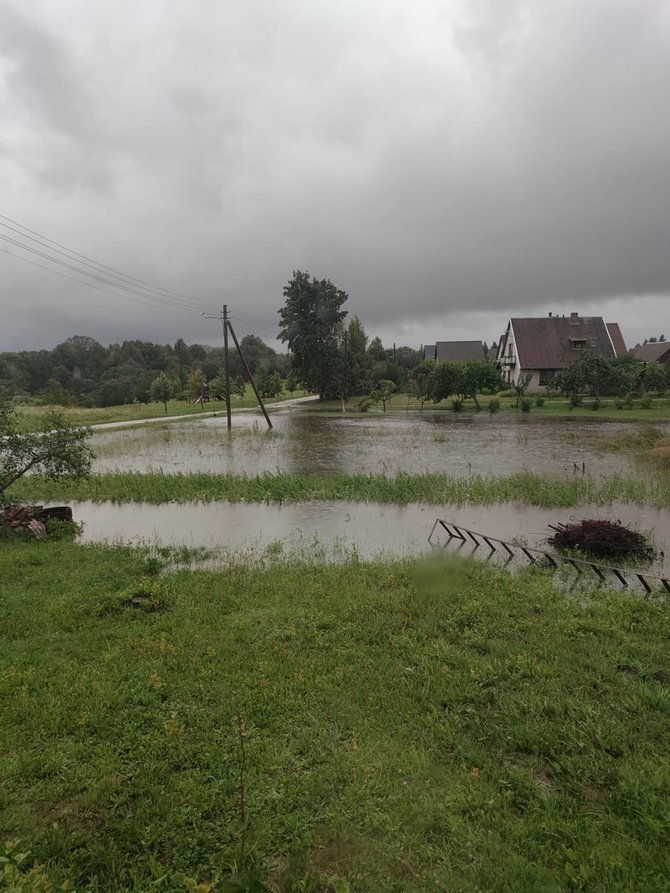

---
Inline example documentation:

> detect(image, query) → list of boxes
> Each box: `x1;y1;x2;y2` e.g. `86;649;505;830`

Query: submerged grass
1;539;669;891
8;469;668;507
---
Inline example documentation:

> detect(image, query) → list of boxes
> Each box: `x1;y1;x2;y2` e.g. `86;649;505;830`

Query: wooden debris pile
548;519;654;561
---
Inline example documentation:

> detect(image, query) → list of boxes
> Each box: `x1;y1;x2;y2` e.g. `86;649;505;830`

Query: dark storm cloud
0;0;669;351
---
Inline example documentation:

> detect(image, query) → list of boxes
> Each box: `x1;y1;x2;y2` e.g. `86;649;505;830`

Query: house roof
435;341;487;363
632;342;670;363
510;315;616;371
606;323;627;356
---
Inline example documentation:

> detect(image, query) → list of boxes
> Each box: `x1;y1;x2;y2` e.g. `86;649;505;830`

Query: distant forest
0;331;423;407
0;334;289;406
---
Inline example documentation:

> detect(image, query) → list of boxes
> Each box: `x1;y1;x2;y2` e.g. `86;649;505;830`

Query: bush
520;397;532;413
488;397;500;413
640;396;653;409
534;395;545;407
569;394;582;407
591;397;602;410
451;398;463;412
357;398;373;413
615;398;625;409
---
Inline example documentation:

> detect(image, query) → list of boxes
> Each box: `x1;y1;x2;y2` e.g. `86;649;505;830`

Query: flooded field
73;498;670;574
91;411;659;479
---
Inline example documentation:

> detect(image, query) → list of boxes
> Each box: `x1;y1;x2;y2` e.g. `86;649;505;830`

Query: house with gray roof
434;341;487;363
496;312;626;389
631;342;670;364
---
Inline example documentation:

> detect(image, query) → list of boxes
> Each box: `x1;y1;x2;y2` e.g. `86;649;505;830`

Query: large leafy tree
278;271;348;400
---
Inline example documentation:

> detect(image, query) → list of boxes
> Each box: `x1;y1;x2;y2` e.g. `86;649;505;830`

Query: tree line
2;269;667;410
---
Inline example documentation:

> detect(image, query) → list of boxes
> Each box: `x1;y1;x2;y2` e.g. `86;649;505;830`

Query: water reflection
91;412;659;479
72;498;669;574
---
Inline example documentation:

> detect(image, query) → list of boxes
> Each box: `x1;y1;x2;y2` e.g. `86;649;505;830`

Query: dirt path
88;395;319;430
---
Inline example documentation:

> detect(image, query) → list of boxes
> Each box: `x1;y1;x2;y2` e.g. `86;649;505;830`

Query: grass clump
8;469;669;508
0;540;669;890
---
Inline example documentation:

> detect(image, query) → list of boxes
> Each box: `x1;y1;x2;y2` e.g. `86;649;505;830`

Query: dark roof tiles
511;316;615;370
435;341;487;362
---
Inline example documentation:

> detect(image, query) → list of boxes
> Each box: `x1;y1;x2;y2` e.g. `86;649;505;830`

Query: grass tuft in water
8;469;669;508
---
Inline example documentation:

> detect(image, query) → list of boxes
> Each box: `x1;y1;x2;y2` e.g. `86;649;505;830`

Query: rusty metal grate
428;519;670;596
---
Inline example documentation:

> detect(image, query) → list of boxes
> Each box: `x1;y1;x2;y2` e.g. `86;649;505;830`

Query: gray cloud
1;0;669;351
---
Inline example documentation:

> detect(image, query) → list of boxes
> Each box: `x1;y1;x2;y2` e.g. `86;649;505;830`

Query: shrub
357;398;373;413
615;398;625;409
451;398;463;412
640;396;653;410
488;397;500;413
591;397;602;410
534;395;545;407
520;397;532;413
569;394;582;407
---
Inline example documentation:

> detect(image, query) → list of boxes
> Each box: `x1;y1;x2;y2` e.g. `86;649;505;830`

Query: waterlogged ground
90;411;658;478
73;498;670;574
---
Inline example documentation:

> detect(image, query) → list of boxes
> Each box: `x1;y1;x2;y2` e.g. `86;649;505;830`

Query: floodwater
90;411;660;479
72;498;670;574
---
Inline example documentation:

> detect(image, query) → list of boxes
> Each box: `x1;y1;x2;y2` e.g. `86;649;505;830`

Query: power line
0;233;214;314
0;245;209;316
0;212;210;310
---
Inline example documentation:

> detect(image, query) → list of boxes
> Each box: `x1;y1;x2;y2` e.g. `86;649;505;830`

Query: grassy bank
1;540;668;891
8;469;669;508
308;394;670;422
14;394;297;432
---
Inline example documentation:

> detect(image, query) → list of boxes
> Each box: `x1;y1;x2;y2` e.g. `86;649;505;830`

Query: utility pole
222;304;232;429
203;305;232;429
226;319;273;429
202;306;273;430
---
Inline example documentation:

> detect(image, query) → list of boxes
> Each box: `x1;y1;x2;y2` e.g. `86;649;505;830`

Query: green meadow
1;539;669;892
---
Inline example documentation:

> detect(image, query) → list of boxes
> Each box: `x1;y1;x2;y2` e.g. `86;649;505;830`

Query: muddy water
90;413;659;479
72;499;670;573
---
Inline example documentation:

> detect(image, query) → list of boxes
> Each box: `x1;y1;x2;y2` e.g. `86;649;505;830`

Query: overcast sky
1;0;669;353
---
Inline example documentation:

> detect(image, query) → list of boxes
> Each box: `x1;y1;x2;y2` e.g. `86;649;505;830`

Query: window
539;369;556;386
570;339;588;350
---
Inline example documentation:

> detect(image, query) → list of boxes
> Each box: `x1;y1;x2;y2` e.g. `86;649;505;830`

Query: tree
174;338;187;389
346;317;372;395
408;360;436;410
211;371;246;401
278;271;348;399
285;371;299;398
1;393;92;499
459;361;503;410
255;368;283;398
511;371;533;407
371;379;396;412
552;354;615;402
149;372;177;413
641;362;667;396
186;369;207;401
430;362;464;404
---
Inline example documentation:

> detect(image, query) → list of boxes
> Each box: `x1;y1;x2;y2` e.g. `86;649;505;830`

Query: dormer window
570;338;588;350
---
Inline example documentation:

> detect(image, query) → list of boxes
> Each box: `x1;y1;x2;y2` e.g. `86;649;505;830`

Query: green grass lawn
306;394;670;422
14;393;299;433
1;539;668;891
